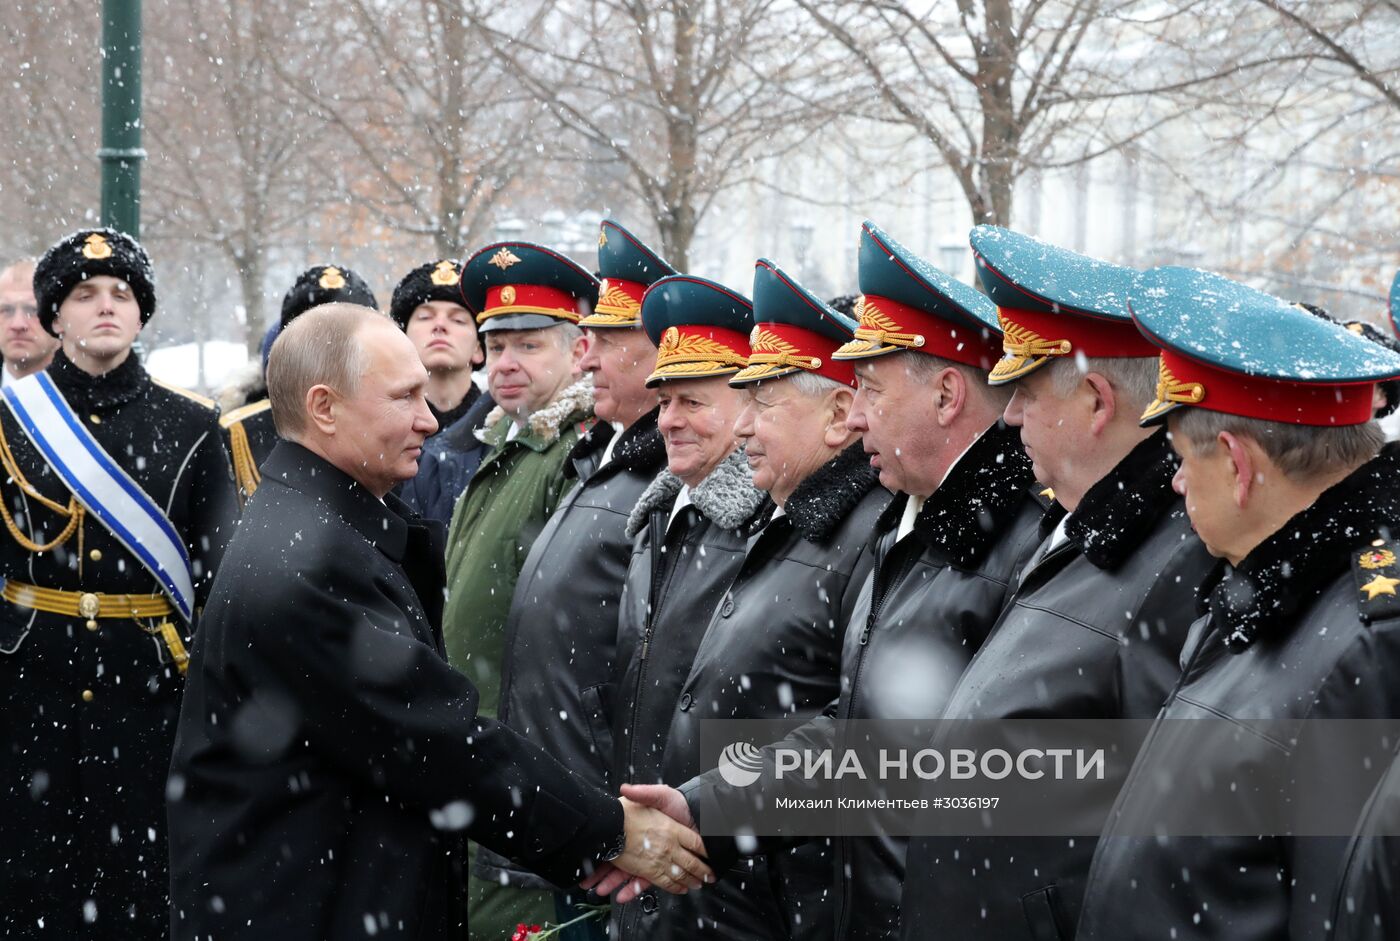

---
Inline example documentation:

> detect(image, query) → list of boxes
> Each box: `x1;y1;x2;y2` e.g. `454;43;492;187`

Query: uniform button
640;892;658;913
89;414;102;425
679;692;693;711
85;619;99;632
88;549;103;562
720;598;735;618
81;689;94;702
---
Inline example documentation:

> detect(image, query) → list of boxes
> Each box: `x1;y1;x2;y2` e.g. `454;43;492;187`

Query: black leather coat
899;431;1216;941
683;422;1047;941
1077;444;1400;941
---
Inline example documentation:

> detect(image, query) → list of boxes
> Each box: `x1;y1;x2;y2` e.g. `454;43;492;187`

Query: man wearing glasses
0;259;57;385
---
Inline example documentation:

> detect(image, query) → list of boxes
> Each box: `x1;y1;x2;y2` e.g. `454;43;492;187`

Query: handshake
583;784;708;903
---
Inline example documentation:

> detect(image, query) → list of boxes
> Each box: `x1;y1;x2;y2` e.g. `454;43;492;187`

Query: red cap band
1152;348;1376;426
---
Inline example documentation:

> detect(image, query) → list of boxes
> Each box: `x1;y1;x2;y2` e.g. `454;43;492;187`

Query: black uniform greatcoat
1331;740;1400;941
479;409;666;892
609;448;770;938
167;442;625;941
1077;444;1400;941
0;349;236;939
898;430;1216;941
683;421;1046;941
617;444;889;941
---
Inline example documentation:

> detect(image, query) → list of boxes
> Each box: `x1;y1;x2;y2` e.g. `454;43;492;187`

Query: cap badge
430;261;460;286
489;248;522;270
500;285;517;305
319;267;346;290
598;230;608;248
82;234;113;260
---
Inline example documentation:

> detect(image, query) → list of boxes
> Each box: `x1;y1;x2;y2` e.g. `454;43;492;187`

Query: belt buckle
78;592;101;620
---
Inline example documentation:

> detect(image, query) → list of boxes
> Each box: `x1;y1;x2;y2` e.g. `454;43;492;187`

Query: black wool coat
481;409;666;891
683;421;1047;941
615;444;889;941
167;442;623;941
1077;444;1400;941
0;350;236;940
1330;740;1400;941
898;430;1216;941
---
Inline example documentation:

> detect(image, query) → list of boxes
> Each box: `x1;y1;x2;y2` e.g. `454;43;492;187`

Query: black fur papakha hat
389;260;467;330
281;265;378;328
34;228;156;337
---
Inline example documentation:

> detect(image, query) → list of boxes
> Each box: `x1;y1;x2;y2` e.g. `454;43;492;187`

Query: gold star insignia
489;248;522;270
1361;575;1400;600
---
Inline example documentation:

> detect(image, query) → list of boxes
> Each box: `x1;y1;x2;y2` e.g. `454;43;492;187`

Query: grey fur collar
476;375;593;445
626;447;767;538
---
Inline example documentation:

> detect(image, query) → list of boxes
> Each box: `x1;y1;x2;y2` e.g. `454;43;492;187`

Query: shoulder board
1352;539;1400;624
150;376;218;411
219;398;272;429
1033;487;1057;510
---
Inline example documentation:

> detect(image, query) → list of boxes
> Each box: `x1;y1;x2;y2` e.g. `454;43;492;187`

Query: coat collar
48;347;150;411
428;383;481;433
477;375;594;451
260;440;414;563
567;406;666;479
626;446;770;538
784;441;882;544
1208;443;1400;653
1065;429;1181;571
877;420;1036;568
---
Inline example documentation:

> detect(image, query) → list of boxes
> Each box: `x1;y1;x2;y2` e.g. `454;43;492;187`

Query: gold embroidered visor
646;324;751;386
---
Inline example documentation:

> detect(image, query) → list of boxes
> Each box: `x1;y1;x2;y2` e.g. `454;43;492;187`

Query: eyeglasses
0;304;38;320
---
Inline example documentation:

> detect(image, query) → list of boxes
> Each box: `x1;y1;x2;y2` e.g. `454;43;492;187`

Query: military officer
616;222;1047;941
220;264;378;505
0;228;237;938
613;260;890;940
481;221;672;938
897;227;1216;940
1076;268;1400;940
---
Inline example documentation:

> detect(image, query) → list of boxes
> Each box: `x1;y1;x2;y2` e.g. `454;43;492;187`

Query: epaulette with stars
1353;537;1400;624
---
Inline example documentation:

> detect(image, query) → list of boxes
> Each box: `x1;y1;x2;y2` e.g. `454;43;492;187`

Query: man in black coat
1076;268;1400;940
0;229;236;939
609;222;1047;941
167;304;714;941
897;227;1216;941
482;220;670;934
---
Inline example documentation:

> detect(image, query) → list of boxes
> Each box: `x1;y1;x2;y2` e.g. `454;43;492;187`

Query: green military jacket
442;376;594;719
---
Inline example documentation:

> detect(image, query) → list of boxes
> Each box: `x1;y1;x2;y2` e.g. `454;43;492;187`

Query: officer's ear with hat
969;224;1156;386
460;240;599;335
281;264;379;329
732;258;858;388
389;259;483;368
34;228;157;338
582;219;677;332
832;220;1001;368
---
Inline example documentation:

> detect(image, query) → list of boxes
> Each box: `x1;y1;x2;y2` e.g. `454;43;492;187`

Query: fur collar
1209;443;1400;653
477;375;593;446
877;420;1036;568
214;360;267;413
1065;429;1181;571
568;406;665;478
785;442;882;543
626;447;768;538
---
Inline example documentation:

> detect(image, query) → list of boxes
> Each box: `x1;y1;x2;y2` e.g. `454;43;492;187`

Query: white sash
2;372;195;622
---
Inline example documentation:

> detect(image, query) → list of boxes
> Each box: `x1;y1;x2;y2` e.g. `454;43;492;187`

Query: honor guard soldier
220;264;378;505
1077;269;1400;941
0;229;237;938
615;260;891;941
482;221;672;936
605;274;771;937
898;227;1215;940
630;223;1047;941
439;241;597;941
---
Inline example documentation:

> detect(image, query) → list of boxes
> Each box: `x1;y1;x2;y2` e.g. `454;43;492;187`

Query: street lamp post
99;0;145;238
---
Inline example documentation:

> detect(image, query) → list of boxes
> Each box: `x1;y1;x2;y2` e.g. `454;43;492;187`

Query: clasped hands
581;784;707;903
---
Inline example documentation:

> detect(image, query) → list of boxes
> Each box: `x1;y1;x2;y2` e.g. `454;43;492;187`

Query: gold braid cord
1142;358;1206;420
742;326;823;373
999;317;1073;360
0;418;84;553
227;420;262;504
852;297;926;349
